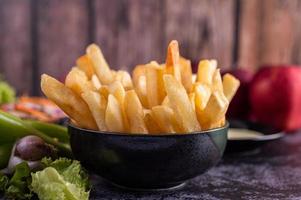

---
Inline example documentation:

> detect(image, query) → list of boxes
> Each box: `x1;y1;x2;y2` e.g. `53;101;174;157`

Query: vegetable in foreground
0;158;90;200
0;110;71;169
0;110;89;199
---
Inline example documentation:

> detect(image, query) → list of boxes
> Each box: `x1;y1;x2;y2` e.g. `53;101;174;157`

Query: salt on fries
41;40;240;134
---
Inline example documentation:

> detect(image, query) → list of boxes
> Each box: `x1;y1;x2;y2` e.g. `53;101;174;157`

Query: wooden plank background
0;0;300;95
0;0;32;94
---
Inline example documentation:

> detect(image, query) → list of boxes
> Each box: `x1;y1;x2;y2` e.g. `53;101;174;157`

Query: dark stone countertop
90;132;301;200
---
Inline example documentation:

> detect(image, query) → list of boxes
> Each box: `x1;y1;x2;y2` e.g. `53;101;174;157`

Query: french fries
114;70;133;90
212;69;223;92
151;106;179;133
223;73;240;101
65;67;94;96
143;110;161;134
108;81;129;131
197;91;229;129
192;74;197;83
81;91;107;131
189;93;196;111
41;74;97;130
86;44;114;84
194;83;211;111
132;65;146;87
164;75;201;132
207;117;226;130
124;90;148;134
91;75;101;90
145;61;165;107
165;40;181;82
161;96;171;107
105;95;124;132
179;57;193;92
108;81;125;104
196;60;216;85
76;55;95;79
134;75;148;108
41;40;240;134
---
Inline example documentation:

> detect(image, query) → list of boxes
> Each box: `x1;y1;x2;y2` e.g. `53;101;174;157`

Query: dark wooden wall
0;0;300;95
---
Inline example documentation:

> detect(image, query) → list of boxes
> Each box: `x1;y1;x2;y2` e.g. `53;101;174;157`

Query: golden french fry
132;65;148;108
165;40;181;82
151;61;166;101
163;75;201;132
70;119;80;127
192;74;197;83
134;75;148;108
132;65;148;107
108;81;125;104
41;74;97;130
124;90;148;134
206;91;229;122
210;59;218;68
196;60;216;85
143;109;161;134
65;67;93;96
115;70;133;90
132;65;146;87
223;73;240;101
90;75;101;90
86;44;114;84
105;95;125;132
108;81;129;131
99;85;109;99
219;117;226;127
197;91;229;128
145;61;165;107
194;83;212;110
207;117;226;129
81;91;107;131
151;106;179;133
76;55;95;79
212;69;223;92
161;96;170;107
179;57;193;92
188;93;195;111
146;64;159;107
111;69;117;76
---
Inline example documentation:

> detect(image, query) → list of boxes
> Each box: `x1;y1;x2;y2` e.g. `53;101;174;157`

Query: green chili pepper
25;120;69;143
0;111;29;144
0;111;72;159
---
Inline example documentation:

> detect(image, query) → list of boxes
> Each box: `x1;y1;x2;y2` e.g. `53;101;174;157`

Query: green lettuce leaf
3;162;33;200
31;158;90;200
0;172;9;191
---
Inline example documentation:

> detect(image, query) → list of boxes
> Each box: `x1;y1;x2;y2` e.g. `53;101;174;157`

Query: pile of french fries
41;40;240;134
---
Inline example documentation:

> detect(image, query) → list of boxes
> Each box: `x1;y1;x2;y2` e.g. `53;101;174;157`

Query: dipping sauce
228;128;264;140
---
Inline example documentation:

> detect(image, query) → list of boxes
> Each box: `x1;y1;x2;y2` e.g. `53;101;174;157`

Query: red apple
222;68;254;119
250;66;301;131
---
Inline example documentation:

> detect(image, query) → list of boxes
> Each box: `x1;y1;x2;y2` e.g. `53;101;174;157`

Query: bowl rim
68;121;229;138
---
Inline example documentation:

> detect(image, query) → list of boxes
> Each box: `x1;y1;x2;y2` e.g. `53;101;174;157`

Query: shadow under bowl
68;123;228;191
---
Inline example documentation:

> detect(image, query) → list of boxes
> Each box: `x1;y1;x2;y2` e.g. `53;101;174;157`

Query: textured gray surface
90;133;301;200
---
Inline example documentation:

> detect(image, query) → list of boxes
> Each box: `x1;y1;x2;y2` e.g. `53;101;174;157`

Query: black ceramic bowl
68;123;228;190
